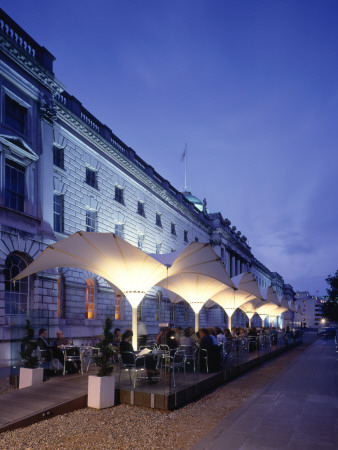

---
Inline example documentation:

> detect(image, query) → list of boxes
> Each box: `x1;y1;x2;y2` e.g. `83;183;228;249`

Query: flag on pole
180;145;187;162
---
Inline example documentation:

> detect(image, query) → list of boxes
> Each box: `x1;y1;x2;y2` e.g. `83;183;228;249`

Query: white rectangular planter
19;367;44;389
88;375;115;409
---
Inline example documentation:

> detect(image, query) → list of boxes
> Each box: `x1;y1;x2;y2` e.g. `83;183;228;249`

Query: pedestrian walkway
192;336;337;450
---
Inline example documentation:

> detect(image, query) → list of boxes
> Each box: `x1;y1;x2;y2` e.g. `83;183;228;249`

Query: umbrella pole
132;306;138;350
195;312;199;333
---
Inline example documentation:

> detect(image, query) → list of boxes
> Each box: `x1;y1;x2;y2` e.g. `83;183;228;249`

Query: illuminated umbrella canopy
154;243;235;331
239;297;266;327
12;232;169;349
211;272;262;330
157;273;233;331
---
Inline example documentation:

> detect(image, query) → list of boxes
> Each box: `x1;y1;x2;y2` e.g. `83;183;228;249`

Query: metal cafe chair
37;347;57;373
170;350;186;387
179;345;196;373
81;346;100;372
118;351;146;388
158;344;171;370
63;346;83;375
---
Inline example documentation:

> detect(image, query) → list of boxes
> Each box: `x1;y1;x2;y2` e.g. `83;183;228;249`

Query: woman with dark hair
120;330;159;383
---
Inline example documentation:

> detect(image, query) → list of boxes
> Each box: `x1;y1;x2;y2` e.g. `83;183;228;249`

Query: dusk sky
3;0;337;294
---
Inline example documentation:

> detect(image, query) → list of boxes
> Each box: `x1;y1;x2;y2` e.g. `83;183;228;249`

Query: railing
53;89;208;220
0;8;55;72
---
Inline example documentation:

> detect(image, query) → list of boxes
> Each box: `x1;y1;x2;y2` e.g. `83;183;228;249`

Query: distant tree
322;270;338;322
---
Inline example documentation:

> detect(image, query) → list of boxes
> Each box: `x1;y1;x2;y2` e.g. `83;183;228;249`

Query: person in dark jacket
120;330;159;382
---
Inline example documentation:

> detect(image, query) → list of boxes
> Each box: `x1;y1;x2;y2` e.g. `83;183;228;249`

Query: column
236;258;241;276
231;254;236;278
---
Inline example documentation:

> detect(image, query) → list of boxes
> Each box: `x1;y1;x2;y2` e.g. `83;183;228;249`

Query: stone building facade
294;291;323;328
0;10;294;364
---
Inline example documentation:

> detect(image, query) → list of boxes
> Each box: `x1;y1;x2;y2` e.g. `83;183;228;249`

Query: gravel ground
0;341;313;450
0;378;15;395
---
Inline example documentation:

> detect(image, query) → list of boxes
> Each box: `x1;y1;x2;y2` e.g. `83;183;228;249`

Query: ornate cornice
0;34;63;94
54;103;211;233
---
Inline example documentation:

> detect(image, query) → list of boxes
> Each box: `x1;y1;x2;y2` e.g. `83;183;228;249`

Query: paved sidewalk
192;337;337;450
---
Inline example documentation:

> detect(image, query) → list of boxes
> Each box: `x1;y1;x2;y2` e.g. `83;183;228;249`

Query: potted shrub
19;319;44;389
88;317;115;409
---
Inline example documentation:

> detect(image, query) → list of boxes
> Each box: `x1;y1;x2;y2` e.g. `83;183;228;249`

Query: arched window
85;278;95;319
114;293;121;320
4;252;31;315
57;272;65;319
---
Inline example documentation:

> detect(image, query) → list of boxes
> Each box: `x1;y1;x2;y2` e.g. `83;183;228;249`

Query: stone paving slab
192;337;337;450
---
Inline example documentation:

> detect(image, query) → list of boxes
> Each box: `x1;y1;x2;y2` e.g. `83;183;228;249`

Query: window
5;95;27;134
184;230;188;243
137;201;145;217
4;253;30;315
156;291;162;321
156;242;162;254
137;234;144;250
86;209;96;232
5;159;25;211
53;194;64;233
184;301;189;321
195;237;199;242
115;223;124;238
221;247;225;259
170;303;175;322
57;273;65;319
137;303;142;321
115;186;124;204
53;146;64;169
171;222;176;236
115;294;121;320
156;213;162;227
85;279;95;319
86;167;97;188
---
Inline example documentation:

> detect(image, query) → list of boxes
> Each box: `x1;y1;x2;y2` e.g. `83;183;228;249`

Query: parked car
317;327;336;339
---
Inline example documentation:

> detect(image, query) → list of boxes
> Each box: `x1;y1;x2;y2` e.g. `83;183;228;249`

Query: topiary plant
20;319;39;368
94;317;114;377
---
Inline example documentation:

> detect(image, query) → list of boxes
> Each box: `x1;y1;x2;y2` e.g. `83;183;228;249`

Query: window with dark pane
156;213;162;227
114;186;124;204
53;194;64;233
137;201;145;217
115;223;124;238
5;95;27;134
86;209;96;232
184;230;188;243
171;222;176;236
5;159;25;211
53;145;64;169
86;167;97;188
4;253;30;315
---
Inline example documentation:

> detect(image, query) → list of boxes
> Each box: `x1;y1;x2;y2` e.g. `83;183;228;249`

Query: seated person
112;328;121;347
166;330;178;353
120;330;159;383
156;327;167;346
52;331;80;374
180;327;194;350
200;328;221;372
36;328;52;361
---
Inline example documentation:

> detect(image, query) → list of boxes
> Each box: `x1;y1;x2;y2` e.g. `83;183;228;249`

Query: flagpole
184;143;187;191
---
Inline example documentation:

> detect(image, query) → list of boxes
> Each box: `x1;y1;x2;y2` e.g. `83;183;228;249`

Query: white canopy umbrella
239;298;265;327
211;272;262;330
12;232;169;349
157;273;232;331
155;243;235;331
